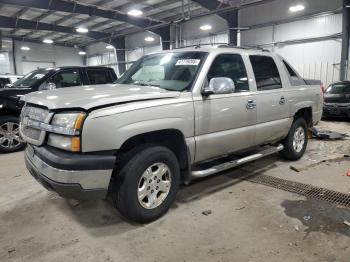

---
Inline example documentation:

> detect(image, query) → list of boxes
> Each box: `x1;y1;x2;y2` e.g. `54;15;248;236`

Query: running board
191;144;284;178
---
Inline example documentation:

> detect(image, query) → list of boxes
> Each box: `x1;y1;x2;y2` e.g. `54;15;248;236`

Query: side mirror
39;82;56;91
202;77;235;96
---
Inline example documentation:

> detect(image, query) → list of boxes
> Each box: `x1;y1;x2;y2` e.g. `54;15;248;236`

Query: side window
207;54;249;92
282;60;306;86
52;70;81;88
87;69;112;85
249;55;282;91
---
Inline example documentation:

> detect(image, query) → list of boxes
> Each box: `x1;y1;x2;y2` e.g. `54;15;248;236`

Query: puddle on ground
281;199;350;238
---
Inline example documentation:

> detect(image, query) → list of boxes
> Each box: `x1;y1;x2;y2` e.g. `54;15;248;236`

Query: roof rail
170;43;270;52
172;43;227;50
217;44;270;52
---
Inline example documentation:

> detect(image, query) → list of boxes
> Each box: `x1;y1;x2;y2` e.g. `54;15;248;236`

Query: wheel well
0;109;20;118
118;129;190;181
294;107;312;127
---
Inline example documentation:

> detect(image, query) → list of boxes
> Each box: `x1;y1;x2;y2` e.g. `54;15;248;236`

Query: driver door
194;53;257;162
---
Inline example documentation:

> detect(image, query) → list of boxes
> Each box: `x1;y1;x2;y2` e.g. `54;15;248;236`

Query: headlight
47;112;86;152
51;112;86;130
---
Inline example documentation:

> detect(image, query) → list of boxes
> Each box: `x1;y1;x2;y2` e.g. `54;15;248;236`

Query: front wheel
112;146;180;223
0;116;25;153
280;118;308;161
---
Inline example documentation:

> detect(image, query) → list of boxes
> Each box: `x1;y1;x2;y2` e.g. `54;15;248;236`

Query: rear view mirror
202;77;236;96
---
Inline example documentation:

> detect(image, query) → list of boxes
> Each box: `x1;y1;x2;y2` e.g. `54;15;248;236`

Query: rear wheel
112;145;180;223
0;116;25;153
280;118;308;161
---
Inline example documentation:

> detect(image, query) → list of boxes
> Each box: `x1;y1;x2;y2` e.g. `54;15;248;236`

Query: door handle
279;96;286;105
246;100;256;110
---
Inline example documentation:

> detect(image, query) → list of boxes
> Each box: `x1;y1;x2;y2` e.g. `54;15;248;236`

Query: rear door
249;55;291;145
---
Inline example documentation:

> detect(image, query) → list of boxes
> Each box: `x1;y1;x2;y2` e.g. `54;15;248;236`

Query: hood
0;87;33;100
22;84;181;110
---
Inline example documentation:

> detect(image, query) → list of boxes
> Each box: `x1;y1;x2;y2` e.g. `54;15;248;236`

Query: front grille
20;105;51;145
22;126;41;140
21;105;49;122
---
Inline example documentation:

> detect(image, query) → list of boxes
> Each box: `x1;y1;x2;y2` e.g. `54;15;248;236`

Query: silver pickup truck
20;46;323;223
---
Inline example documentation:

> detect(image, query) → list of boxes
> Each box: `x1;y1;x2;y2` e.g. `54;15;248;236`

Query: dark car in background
0;75;23;88
323;81;350;119
0;66;117;153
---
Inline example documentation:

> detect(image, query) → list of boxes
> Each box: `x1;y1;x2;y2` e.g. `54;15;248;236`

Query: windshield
326;83;350;94
12;69;50;88
116;52;207;91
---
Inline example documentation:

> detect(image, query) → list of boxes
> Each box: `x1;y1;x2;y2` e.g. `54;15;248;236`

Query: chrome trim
25;147;113;190
22;118;80;136
191;144;284;178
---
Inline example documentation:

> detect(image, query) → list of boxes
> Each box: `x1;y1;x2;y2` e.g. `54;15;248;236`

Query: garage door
22;61;55;74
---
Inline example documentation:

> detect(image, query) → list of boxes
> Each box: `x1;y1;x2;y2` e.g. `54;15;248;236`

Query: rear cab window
282;60;306;86
249;55;282;91
87;69;113;85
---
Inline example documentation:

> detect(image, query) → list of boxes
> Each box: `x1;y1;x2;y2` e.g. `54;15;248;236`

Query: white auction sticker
175;59;200;66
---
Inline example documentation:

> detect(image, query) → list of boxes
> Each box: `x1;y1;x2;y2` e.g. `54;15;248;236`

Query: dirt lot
1;120;350;262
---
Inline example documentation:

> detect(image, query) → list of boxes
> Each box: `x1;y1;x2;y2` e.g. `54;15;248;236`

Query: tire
0;116;25;153
280;118;308;161
112;145;180;223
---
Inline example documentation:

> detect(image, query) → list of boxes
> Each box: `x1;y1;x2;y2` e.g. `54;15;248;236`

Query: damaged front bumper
24;145;115;200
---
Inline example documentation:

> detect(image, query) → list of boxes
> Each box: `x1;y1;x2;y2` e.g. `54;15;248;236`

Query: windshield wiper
132;81;178;91
135;81;161;88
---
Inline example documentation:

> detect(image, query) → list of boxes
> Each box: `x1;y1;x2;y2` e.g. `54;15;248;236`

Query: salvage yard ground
1;120;350;262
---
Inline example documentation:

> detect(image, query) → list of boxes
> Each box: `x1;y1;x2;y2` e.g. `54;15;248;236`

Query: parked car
0;74;23;88
20;47;323;223
323;81;350;118
0;66;117;153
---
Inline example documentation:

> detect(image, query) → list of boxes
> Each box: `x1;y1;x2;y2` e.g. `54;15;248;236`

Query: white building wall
83;0;346;83
182;33;228;47
240;27;274;46
274;13;342;42
181;15;228;40
126;48;143;63
0;38;14;74
241;13;343;86
86;42;111;56
276;41;342;86
14;41;84;75
86;32;162;74
240;0;342;27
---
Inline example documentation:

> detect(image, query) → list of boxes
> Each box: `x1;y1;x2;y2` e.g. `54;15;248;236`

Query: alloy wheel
0;122;22;149
137;162;172;209
292;126;305;153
